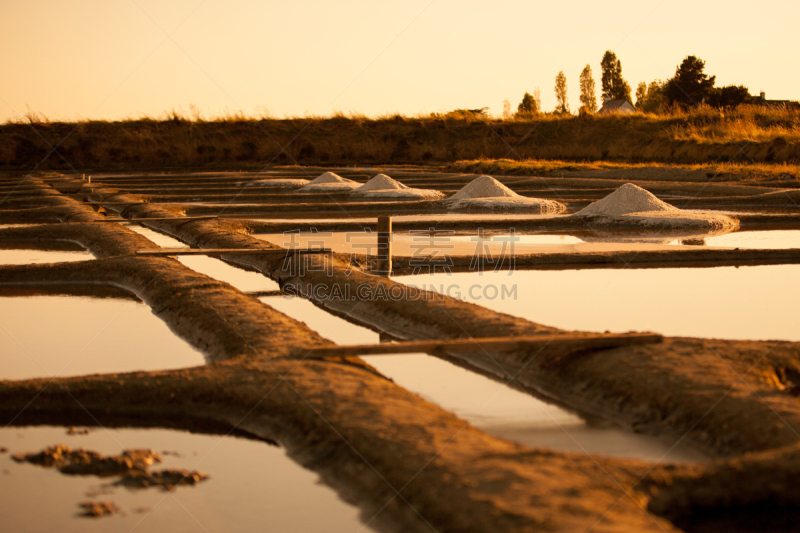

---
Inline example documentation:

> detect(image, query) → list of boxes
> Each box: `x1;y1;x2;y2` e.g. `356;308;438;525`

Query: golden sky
1;0;797;122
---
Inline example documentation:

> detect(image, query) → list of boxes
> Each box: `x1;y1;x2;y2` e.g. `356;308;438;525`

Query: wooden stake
136;248;332;256
375;215;392;276
302;332;663;359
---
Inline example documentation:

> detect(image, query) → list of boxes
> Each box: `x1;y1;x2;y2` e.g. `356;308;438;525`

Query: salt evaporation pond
0;295;205;380
0;426;365;533
401;265;800;342
704;229;800;249
246;213;557;223
128;226;279;293
259;295;705;462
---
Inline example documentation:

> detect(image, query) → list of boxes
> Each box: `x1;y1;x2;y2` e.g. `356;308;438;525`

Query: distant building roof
598;99;636;114
754;92;800;109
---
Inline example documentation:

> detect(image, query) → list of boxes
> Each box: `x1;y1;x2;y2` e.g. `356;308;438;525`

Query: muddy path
2;174;800;531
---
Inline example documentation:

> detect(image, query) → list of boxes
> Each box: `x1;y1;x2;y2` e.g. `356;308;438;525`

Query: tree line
510;51;757;117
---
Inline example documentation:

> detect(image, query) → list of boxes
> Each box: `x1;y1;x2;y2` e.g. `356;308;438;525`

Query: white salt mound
354;173;409;192
574;183;738;230
575;183;677;216
352;173;444;199
298;172;360;192
447;175;566;213
449;175;518;200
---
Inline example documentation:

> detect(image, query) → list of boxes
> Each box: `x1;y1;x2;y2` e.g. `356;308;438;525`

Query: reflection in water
259;296;705;462
402;265;800;342
363;353;705;462
0;249;93;265
260;296;378;346
705;229;800;249
127;225;188;249
128;225;279;293
0;296;205;379
0;427;365;533
571;227;732;245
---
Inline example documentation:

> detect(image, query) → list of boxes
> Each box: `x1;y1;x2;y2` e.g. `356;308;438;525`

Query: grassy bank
448;158;800;184
2;105;798;172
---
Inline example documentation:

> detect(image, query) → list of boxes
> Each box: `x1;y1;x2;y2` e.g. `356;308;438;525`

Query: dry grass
449;158;800;184
1;106;798;172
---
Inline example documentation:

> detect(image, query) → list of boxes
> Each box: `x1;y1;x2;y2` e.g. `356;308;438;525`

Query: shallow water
0;249;93;265
704;229;800;249
127;225;189;249
247;213;557;223
128;225;279;293
260;296;378;346
256;227;800;254
0;296;205;380
401;265;800;342
0;426;365;533
254;230;678;259
259;296;705;462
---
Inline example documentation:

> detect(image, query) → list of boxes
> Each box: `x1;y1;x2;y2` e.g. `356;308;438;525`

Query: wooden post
87;175;91;184
376;215;392;276
299;333;664;359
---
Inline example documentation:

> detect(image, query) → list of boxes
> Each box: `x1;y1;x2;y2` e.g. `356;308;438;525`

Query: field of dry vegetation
1;105;798;172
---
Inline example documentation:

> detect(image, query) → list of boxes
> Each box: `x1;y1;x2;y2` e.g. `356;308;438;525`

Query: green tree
517;92;538;116
554;71;569;114
579;65;597;113
665;55;716;107
600;51;632;103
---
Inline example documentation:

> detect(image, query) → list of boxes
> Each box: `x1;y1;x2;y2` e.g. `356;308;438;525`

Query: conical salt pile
352;173;443;199
354;173;409;192
447;175;565;213
449;175;518;200
572;183;738;230
575;183;677;217
298;172;360;192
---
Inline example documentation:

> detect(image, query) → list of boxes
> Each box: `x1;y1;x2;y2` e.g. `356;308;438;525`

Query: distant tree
635;82;647;110
707;85;752;108
579;65;597;113
600;51;632;103
502;99;512;120
517;92;538;116
637;80;667;113
665;55;716;107
554;71;569;114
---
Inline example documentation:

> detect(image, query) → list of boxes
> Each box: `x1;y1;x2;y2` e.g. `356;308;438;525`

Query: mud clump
79;501;119;517
115;468;209;490
12;444;208;490
13;445;161;475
